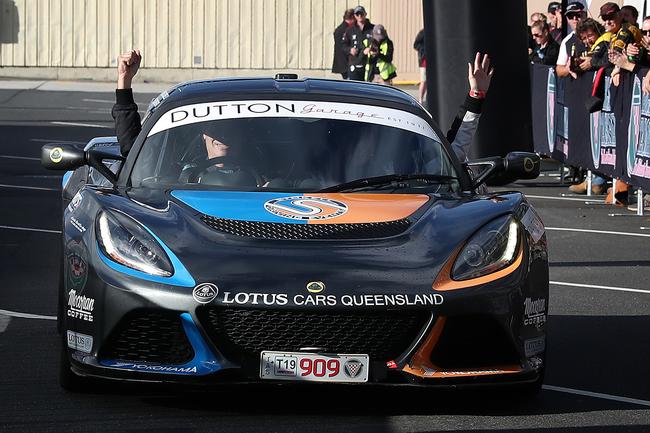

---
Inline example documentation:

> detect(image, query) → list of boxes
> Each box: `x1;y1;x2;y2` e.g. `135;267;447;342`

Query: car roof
146;77;425;117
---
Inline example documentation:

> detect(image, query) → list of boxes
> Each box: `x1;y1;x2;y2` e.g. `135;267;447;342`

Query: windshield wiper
318;174;459;193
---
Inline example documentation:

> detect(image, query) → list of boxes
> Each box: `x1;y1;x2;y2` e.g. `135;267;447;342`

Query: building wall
0;0;422;82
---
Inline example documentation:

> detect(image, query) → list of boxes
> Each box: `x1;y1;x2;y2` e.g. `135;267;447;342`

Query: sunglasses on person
602;13;617;21
532;33;544;38
566;13;582;20
642;29;650;36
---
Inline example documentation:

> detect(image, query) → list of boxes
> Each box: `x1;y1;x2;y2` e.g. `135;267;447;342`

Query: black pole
423;0;533;158
561;0;569;38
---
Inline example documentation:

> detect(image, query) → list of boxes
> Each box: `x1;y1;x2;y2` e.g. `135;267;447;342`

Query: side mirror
41;144;124;185
41;144;85;170
464;152;540;189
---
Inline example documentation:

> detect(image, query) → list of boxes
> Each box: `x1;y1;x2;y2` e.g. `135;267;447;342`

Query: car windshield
130;100;457;192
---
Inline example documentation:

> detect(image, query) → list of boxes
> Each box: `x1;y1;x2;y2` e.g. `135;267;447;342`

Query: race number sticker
521;207;545;242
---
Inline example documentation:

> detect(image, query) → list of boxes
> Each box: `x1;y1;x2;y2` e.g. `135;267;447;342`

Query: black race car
43;76;548;393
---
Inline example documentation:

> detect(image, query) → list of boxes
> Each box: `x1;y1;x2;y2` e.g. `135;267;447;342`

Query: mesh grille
197;307;430;363
100;310;194;365
200;215;411;240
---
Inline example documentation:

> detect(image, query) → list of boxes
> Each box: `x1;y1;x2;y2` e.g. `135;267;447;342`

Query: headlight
451;215;520;281
96;210;173;277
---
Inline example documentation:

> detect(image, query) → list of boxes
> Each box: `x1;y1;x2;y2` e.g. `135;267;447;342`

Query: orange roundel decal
307;193;430;224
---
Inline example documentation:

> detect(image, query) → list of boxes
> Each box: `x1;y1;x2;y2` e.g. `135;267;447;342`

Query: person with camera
342;6;374;81
556;2;587;78
363;24;396;84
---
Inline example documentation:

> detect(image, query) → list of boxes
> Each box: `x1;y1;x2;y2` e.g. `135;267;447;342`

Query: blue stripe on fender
171;190;307;224
62;171;73;189
100;313;222;376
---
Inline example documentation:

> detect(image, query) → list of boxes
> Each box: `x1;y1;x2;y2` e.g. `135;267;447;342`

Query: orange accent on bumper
402;316;523;379
309;193;429;224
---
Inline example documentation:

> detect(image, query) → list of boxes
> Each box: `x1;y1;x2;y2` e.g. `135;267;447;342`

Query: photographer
363;24;397;84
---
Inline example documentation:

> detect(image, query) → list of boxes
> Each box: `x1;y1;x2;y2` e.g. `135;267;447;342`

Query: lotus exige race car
42;76;548;394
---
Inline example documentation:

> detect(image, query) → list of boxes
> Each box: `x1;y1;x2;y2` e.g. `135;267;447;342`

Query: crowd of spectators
528;1;649;209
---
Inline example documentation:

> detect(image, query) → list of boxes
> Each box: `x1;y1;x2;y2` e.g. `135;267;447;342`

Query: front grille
100;310;194;365
197;307;430;363
200;215;411;240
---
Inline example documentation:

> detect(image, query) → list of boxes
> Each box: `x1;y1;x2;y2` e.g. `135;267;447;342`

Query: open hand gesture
468;52;494;93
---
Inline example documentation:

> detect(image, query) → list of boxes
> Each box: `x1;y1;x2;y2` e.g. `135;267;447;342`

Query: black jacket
342;20;374;67
112;89;141;156
413;29;425;65
332;21;352;73
530;39;560;66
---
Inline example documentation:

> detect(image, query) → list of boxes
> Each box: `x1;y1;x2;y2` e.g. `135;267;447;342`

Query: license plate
260;351;369;383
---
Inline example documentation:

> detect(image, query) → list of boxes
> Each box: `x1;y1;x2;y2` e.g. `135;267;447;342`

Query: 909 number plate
260;351;369;382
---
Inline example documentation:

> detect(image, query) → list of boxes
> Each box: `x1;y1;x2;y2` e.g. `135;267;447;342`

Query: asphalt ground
0;85;649;432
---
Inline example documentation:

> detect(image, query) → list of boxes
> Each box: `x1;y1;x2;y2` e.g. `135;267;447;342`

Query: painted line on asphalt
543;385;650;407
0;183;59;191
0;225;61;234
50;121;112;129
29;138;85;144
0;315;10;333
525;194;606;203
0;155;40;161
82;98;114;104
546;227;650;238
0;309;56;321
550;281;650;294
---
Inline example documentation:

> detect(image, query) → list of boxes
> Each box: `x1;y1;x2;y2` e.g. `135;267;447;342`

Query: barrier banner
622;69;650;190
531;65;650;190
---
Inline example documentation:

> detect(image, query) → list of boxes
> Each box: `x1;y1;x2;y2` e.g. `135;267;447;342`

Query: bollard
586;170;592;197
611;180;617;206
559;163;565;185
637;189;644;216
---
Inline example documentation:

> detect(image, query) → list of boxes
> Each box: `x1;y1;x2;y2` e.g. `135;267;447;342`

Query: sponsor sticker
106;361;198;374
523;297;547;328
66;331;93;353
67;289;95;322
264;196;348;221
146;100;438;139
521;207;545;243
344;360;364;378
67;191;83;213
66;241;88;291
70;216;86;234
49;147;63;163
524;336;546;358
192;283;219;304
216;291;443;308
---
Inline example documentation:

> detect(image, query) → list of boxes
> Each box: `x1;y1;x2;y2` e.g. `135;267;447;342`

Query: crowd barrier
531;63;650;192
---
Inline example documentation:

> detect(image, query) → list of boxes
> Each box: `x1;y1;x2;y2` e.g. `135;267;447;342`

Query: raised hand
468;52;495;93
117;49;142;89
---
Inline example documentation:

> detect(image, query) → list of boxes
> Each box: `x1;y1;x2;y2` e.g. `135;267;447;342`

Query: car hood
98;188;525;299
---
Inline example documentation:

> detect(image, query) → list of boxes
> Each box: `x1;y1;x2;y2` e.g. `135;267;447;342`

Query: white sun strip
147;100;437;139
0;309;56;321
550;281;650;295
543;385;650;407
546;227;650;238
0;225;62;234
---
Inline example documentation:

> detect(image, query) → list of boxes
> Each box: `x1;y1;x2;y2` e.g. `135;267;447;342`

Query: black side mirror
464;152;540;189
41;144;124;185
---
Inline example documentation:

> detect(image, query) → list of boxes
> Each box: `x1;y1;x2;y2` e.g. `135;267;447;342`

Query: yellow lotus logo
306;281;325;293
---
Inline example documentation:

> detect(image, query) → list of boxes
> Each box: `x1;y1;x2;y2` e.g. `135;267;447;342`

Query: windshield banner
147;100;437;139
